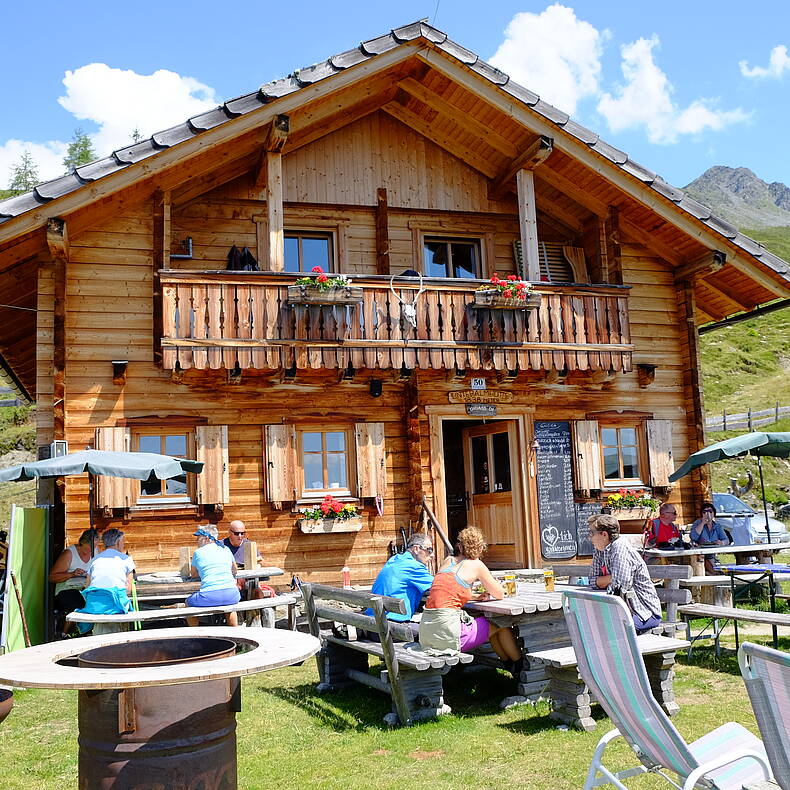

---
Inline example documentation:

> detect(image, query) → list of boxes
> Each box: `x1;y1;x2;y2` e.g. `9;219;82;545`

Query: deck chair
563;588;772;790
739;642;790;790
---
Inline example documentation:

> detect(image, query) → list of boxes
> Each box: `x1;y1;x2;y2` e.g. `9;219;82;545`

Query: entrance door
462;422;520;567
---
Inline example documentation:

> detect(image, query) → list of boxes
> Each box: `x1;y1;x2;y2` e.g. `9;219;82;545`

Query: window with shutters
95;422;229;512
264;421;386;509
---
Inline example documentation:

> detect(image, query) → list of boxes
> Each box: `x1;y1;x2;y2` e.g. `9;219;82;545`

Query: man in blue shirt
368;533;434;638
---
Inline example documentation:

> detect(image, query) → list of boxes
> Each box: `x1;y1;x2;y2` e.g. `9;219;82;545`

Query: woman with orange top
418;526;521;666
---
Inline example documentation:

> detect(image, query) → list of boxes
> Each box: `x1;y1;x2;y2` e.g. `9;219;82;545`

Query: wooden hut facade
1;22;789;581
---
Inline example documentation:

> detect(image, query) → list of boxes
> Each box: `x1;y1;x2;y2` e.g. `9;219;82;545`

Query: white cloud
489;3;606;115
1;63;219;191
0;139;67;191
739;45;790;79
58;63;219;157
597;36;748;144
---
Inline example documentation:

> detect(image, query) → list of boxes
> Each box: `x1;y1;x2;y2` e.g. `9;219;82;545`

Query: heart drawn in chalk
543;526;560;547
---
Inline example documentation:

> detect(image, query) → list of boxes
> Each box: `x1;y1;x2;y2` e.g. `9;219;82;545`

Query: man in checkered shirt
588;513;662;634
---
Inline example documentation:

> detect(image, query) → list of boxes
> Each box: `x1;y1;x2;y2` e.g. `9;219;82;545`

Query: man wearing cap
186;525;240;626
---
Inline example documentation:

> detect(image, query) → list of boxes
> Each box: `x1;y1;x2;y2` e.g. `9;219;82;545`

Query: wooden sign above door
448;390;514;404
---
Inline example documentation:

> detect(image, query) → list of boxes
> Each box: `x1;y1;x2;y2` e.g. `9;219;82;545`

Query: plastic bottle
342;566;351;588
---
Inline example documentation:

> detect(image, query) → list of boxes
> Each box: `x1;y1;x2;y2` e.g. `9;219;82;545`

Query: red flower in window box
301;495;358;521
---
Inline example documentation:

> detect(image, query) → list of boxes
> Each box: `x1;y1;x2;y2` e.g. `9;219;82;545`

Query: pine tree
62;128;96;172
130;128;143;143
8;151;39;194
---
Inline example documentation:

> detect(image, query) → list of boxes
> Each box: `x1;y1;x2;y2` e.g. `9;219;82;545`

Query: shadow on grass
257;661;535;731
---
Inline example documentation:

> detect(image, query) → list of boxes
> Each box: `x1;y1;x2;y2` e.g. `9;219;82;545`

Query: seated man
588;514;662;635
645;503;682;549
222;520;266;600
74;529;135;633
365;533;435;640
187;525;240;626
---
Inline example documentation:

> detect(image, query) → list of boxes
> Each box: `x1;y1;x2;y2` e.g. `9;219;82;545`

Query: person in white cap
186;525;240;626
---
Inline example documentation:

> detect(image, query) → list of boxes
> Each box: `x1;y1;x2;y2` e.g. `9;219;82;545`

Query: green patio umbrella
669;432;790;543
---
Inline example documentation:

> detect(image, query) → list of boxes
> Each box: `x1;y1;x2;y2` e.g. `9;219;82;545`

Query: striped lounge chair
739;642;790;790
563;588;772;790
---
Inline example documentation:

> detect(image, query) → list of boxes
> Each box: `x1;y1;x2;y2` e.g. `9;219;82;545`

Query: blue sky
3;1;790;191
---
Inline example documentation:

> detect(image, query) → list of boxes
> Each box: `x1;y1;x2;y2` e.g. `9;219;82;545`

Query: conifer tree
62;128;96;172
8;150;40;194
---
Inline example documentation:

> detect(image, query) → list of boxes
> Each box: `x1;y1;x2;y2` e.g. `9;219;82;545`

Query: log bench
66;594;297;632
678;603;790;656
525;632;690;731
550;564;692;637
301;582;474;726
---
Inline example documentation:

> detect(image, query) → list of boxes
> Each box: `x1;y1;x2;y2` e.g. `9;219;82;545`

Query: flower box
286;284;363;306
611;507;655;521
472;289;541;310
298;516;363;534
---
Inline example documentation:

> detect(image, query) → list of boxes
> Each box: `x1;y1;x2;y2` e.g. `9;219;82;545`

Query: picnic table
466;582;685;729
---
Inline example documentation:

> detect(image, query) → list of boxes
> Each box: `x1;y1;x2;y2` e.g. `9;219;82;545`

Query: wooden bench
525;632;690;731
550;563;692;636
679;575;733;606
66;594;297;632
678;603;790;656
301;582;473;726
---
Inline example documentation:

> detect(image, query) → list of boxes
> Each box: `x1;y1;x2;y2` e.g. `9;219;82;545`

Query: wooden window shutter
196;425;229;505
355;422;387;499
95;427;137;509
573;420;602;495
646;419;673;487
264;424;296;509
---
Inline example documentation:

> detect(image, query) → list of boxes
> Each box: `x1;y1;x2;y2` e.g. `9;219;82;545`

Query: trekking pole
130;573;141;631
9;570;31;648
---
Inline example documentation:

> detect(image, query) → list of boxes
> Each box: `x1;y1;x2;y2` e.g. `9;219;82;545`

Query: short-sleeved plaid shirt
589;537;661;622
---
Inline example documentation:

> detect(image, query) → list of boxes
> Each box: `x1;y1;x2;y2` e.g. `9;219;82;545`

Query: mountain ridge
684;165;790;229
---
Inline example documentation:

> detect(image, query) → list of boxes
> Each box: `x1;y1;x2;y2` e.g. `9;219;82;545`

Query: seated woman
49;528;98;636
689;501;729;574
186;525;240;626
74;529;135;633
418;526;521;670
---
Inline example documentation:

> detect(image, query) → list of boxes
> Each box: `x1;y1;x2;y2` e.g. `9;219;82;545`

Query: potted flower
604;489;660;521
472;273;541;309
286;266;363;306
297;495;363;534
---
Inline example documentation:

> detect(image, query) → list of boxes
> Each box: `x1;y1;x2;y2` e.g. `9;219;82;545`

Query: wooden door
462;422;520;566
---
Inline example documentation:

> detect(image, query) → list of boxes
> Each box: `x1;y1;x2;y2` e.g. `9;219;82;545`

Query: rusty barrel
77;636;240;790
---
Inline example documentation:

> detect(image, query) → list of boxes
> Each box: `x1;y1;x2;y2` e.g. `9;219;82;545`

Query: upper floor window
423;237;480;279
600;425;643;485
284;231;334;273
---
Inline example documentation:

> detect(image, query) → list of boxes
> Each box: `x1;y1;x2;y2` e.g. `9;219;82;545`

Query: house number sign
470;378;487;390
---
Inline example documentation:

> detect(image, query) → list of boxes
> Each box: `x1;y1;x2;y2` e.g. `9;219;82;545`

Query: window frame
421;235;482;279
283;229;335;273
295;424;357;503
131;427;196;504
598;421;648;487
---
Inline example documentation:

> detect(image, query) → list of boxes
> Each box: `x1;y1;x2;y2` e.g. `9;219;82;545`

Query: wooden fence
705;403;790;431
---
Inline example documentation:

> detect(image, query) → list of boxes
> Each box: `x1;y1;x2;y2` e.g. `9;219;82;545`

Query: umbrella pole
757;455;772;545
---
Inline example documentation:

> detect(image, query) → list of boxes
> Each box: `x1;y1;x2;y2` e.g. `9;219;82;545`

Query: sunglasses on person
230;530;246;536
419;545;434;554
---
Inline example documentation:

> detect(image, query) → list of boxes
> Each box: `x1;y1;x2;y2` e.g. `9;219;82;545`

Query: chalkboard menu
535;421;577;559
574;502;602;557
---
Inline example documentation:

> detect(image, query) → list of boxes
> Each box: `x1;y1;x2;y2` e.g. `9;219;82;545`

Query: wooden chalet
1;21;789;581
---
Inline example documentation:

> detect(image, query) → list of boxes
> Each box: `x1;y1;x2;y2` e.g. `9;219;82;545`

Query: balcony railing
159;272;632;373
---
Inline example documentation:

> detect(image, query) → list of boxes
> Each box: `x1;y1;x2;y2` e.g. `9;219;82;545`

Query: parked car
778;502;790;520
711;493;790;545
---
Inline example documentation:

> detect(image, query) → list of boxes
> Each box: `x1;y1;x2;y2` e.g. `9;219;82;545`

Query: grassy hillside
0;403;36;526
699;226;790;508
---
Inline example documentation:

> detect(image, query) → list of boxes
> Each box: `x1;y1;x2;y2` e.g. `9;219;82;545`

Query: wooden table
642;543;790;576
466;583;684;730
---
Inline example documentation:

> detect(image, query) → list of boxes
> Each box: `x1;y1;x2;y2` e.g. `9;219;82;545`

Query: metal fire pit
0;627;320;790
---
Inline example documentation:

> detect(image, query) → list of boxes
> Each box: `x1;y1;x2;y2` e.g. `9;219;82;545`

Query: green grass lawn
0;638;783;790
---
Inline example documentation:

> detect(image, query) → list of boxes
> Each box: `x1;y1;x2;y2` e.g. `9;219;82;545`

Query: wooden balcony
159;272;632;374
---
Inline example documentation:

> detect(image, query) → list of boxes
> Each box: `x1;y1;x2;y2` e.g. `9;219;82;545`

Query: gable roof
2;19;789;295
